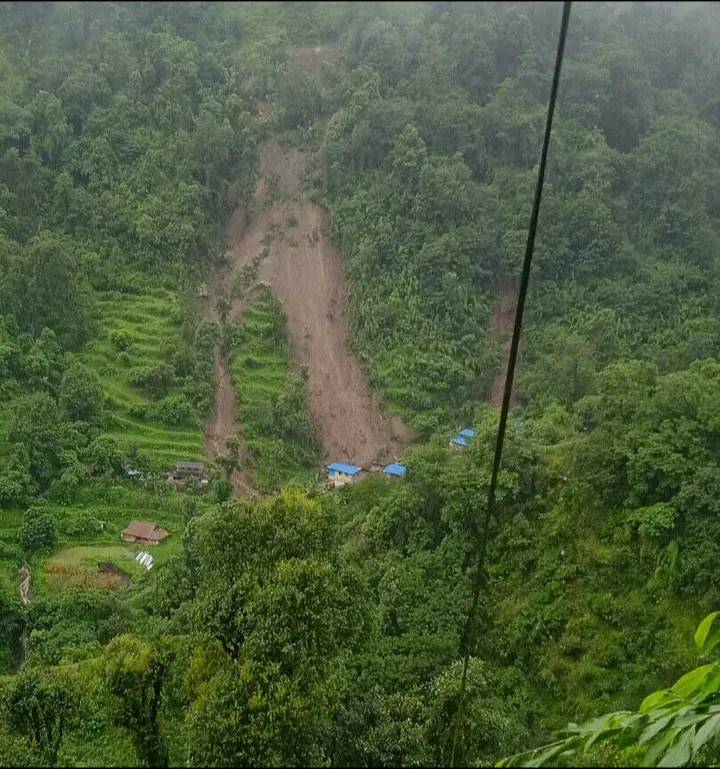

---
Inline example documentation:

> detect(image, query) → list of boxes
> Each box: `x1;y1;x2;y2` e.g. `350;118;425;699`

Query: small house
450;427;477;449
174;461;205;478
121;521;170;546
165;461;207;489
383;463;406;479
327;462;363;487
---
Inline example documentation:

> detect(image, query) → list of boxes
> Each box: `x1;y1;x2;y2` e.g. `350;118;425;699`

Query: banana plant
499;612;720;767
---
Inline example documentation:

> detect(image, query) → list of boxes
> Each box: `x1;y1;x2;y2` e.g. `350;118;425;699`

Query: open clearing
222;140;414;467
42;546;139;591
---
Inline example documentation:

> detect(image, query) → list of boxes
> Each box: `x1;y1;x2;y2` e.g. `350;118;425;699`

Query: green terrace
82;285;204;469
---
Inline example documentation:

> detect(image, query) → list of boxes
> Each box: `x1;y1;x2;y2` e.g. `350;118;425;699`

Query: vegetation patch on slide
229;289;318;491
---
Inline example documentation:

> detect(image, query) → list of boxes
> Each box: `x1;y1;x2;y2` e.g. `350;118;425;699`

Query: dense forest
2;1;720;766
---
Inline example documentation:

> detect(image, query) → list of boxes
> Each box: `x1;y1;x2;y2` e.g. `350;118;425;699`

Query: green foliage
321;0;720;433
185;658;334;767
0;445;34;507
0;729;38;767
0;232;92;348
1;668;79;767
183;489;368;765
83;282;206;468
27;587;133;668
211;479;233;504
229;294;318;491
148;394;195;427
19;507;58;555
500;612;720;767
0;2;720;767
427;659;519;767
108;329;132;352
104;635;173;768
8;392;64;487
59;361;104;423
129;364;176;399
0;588;24;671
87;435;126;477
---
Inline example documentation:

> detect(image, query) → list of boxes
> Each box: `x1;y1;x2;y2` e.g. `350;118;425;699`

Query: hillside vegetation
2;2;720;768
229;289;319;491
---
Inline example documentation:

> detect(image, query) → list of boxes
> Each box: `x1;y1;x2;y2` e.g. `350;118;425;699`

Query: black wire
448;3;572;766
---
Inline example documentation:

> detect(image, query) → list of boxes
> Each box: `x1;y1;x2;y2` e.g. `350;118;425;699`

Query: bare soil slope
203;218;254;495
490;278;517;408
203;345;254;496
225;140;412;467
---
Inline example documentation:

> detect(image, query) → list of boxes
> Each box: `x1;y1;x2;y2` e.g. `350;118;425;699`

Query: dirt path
203;345;254;496
224;140;414;467
19;563;30;605
489;278;517;408
18;563;30;669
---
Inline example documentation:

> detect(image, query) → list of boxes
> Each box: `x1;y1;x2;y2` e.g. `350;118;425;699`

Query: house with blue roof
327;462;364;487
383;463;406;479
450;427;477;449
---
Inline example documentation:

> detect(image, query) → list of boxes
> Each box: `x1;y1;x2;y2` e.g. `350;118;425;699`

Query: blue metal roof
459;428;477;439
451;436;469;448
328;462;362;475
383;463;406;477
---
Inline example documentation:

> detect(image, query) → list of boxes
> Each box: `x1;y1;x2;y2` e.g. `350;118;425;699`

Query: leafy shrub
59;361;104;423
194;318;220;350
172;345;195;377
128;363;175;398
182;378;215;416
52;463;82;504
149;394;195;425
61;511;105;538
212;479;232;502
0;445;34;507
0;730;37;767
19;508;58;554
109;329;132;351
128;404;147;419
88;435;126;475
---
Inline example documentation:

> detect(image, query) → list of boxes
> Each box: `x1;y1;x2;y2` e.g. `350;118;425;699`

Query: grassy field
82;283;204;469
41;546;145;592
230;291;318;490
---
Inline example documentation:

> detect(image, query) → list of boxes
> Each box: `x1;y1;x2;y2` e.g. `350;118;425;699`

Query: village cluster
326;426;477;486
119;428;478;548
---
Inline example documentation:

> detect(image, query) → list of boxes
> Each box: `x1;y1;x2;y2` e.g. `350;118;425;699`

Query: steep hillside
83;283;205;467
2;3;720;768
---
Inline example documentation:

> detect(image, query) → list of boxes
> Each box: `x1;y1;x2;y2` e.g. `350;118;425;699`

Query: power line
448;3;572;766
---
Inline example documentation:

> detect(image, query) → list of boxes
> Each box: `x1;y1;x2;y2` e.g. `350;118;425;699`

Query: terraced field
82;285;204;469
